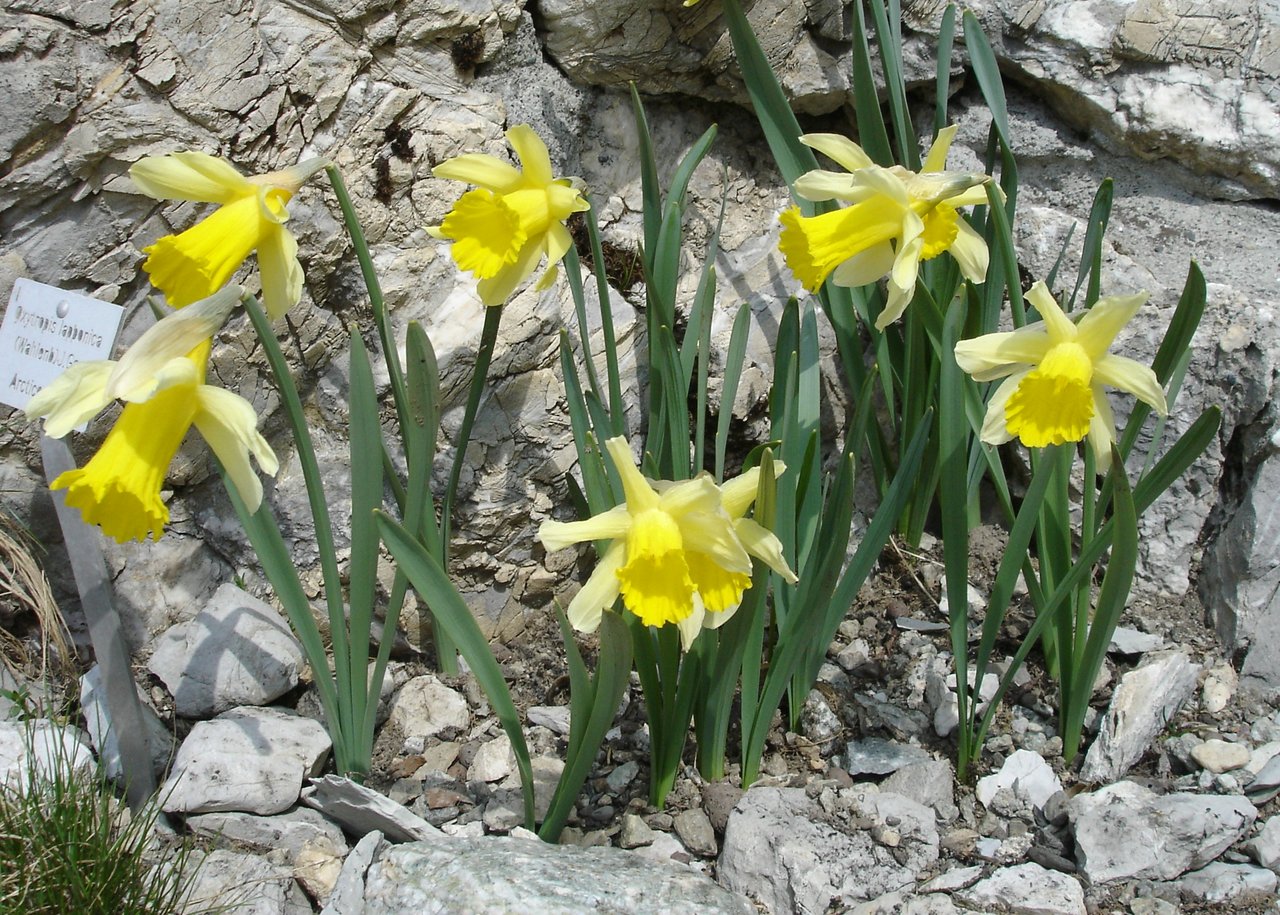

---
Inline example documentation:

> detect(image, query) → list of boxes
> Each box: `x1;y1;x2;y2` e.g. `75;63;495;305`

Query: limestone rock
976;749;1064;814
79;664;174;781
176;848;312;915
161;707;331;815
953;862;1086;915
147;582;305;718
1177;861;1278;905
1190;738;1251;774
360;836;754;914
186;806;349;861
1249;815;1280;874
302;774;439;843
1080;652;1200;784
467;732;515;783
1069;780;1257;883
0;719;93;792
388;675;470;739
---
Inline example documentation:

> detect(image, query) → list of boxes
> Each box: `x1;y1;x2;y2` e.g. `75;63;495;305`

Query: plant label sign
0;278;124;414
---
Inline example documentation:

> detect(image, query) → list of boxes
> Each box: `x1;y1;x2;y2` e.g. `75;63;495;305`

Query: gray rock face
718;786;936;913
0;719;93;792
388;675;471;739
1177;861;1278;905
147;583;305;718
161;707;331;815
186;806;349;861
1080;652;1200;784
1069;780;1257;883
302;774;439;842
177;848;313;915
358;836;755;914
79;664;173;780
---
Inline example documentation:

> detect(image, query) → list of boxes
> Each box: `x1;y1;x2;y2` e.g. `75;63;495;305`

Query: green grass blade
869;0;917;169
934;5;957;135
715;303;752;480
630;84;663;261
1071;178;1113;309
849;0;894;167
962;11;1012;148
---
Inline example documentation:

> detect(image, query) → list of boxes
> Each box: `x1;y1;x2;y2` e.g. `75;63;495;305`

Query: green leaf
715;303;753;480
378;513;536;829
962;11;1011;148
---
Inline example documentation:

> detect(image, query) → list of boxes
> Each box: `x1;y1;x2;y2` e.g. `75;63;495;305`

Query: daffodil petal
193;385;277;513
921;125;958;173
539;506;632;550
948;216;989;283
676;595;706;651
26;361;116;438
257;222;303;320
544;220;574;267
130;151;249;204
954;326;1052;380
1025;282;1077;342
604;437;660;513
793;170;872;203
831;241;897;289
475;236;543;305
1087;382;1119;473
1094;353;1168;414
736;518;798;582
433;153;523;193
1076;291;1148;360
718;467;762;518
107;287;240;400
981;373;1025;445
565;542;626;633
507;124;554;188
799;134;875;172
875;240;923;330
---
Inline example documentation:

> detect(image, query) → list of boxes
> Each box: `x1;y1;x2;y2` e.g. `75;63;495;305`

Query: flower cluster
538;437;796;648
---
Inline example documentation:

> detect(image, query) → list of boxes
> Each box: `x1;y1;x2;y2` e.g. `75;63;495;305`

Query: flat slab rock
1069;780;1257;883
953;861;1085;915
147;582;305;718
161;707;331;816
356;836;754;914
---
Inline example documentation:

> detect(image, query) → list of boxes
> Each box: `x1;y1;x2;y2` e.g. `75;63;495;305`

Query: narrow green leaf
378;513;535;829
934;5;957;135
962;11;1011;148
715;303;753;480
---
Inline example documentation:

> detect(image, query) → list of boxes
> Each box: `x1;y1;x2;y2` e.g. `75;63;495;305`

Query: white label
0;279;124;413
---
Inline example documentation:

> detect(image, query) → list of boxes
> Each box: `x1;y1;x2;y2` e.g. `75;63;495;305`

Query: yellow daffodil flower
429;124;590;306
26;287;277;542
131;152;327;319
538;437;796;648
779;125;991;330
954;281;1168;472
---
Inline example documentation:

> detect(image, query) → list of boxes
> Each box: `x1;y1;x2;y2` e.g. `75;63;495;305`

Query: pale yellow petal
948;216;989;283
793;170;876;203
251;157;329;195
1076;291;1148;360
980;373;1026;445
257;224;303;320
565;542;626;633
1093;354;1168;414
736;517;797;582
539;505;632;551
799;134;875;173
719;467;761;518
831;241;897;289
1087;382;1118;473
604;436;660;513
921;125;958;173
107;286;241;401
475;236;544;305
26;361;116;438
954;328;1052;381
193;385;277;512
1025;282;1077;343
875;240;923;330
676;595;706;651
679;510;751;575
129;151;249;203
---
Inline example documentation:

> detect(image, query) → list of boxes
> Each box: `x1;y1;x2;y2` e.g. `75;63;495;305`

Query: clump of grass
0;722;204;914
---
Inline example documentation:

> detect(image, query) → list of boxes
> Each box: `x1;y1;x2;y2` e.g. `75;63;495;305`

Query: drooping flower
130;151;327;319
428;124;590;306
778;126;991;330
954;281;1168;472
538;437;796;648
26;287;278;542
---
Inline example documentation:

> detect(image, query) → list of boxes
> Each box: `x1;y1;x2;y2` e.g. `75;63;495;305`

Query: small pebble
1191;738;1251;773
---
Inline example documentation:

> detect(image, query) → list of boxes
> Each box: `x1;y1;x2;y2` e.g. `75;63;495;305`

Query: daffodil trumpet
131;151;328;319
429;124;590;306
954;281;1168;472
778;125;992;330
25;286;277;542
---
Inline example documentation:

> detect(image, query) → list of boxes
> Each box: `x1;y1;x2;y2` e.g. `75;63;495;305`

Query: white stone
1178;861;1278;904
147;582;305;718
177;848;312;915
302;774;438;843
1107;626;1167;655
1069;780;1257;883
976;749;1063;813
1249;815;1280;874
320;830;385;915
954;862;1085;915
161;707;331;815
468;732;515;782
1202;664;1237;714
1191;738;1251;773
387;675;470;739
0;719;94;792
186;806;349;861
526;705;571;736
1080;652;1200;783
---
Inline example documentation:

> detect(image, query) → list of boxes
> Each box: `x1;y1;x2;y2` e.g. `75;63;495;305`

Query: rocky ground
5;526;1280;914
